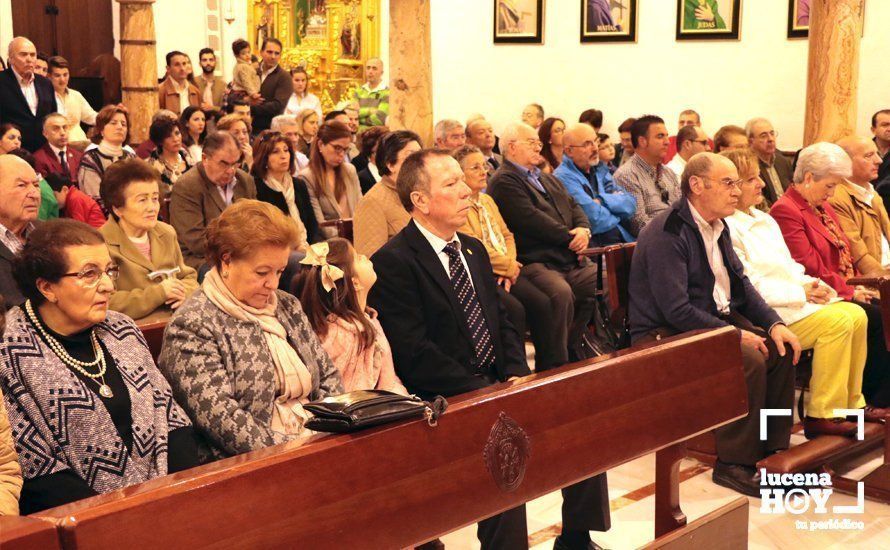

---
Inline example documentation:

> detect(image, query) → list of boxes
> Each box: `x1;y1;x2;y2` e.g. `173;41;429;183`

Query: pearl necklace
25;300;114;398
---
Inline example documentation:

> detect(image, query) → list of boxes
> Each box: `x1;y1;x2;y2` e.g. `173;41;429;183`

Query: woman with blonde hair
294;108;320;156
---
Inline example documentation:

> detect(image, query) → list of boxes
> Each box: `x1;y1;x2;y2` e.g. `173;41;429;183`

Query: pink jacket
319;311;408;395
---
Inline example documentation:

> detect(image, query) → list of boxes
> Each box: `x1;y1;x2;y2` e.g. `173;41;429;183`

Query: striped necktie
443;241;495;372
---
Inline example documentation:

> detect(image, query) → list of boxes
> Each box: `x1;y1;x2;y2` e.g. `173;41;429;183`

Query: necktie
442;242;495;372
59;150;70;180
488;156;500;171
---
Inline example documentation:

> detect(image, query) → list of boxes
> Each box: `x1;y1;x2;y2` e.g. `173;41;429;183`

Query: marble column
116;0;158;145
803;0;865;146
388;0;433;147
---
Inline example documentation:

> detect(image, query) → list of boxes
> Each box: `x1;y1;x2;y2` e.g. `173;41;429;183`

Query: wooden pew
641;496;748;550
0;516;62;550
134;310;172;363
319;218;354;243
32;328;747;549
847;275;890;350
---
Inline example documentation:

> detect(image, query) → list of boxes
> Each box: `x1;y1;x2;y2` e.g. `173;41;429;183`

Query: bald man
0;155;42;307
630;152;799;497
0;37;58;152
553;123;636;245
828;136;890;275
353;57;389;130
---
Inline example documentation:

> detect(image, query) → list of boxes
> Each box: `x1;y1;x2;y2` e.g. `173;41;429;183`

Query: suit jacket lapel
1;69;31;114
541;174;572;226
199;165;226;214
405;221;473;343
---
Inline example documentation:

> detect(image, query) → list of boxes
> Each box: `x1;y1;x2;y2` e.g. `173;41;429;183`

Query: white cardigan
725;207;838;325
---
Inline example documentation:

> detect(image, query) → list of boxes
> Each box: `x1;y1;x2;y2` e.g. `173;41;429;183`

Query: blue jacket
628;199;781;342
553;157;636;242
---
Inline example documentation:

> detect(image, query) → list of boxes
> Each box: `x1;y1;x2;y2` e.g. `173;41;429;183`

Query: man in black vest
370;149;609;550
0;37;57;152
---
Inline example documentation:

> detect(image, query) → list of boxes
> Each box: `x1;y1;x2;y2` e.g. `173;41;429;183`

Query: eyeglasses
692;139;710;145
61;264;120;288
325;143;350;155
704;177;744;190
520;139;543;150
258;131;282;143
464;163;488;173
567;141;598;150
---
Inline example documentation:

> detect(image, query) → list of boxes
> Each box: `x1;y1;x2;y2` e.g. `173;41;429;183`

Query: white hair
793;142;853;183
270;114;297;132
434;119;463;143
744;117;772;138
500;122;537;161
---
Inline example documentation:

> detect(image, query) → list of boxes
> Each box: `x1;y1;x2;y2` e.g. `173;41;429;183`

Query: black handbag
304;390;447;434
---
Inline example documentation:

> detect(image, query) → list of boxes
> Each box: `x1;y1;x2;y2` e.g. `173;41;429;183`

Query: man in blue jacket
554;123;636;246
629;152;801;497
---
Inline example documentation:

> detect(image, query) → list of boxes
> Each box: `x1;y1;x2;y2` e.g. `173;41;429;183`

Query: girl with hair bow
293;239;407;395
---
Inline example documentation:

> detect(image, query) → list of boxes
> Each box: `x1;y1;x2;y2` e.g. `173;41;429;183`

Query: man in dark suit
0;155;42;308
370;149;609;550
489;122;599;370
747;117;793;206
32;113;82;185
251;38;293;133
0;37;58;152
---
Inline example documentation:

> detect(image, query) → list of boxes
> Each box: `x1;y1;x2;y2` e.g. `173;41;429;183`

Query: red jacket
64;187;106;229
770;185;856;299
33;143;83;185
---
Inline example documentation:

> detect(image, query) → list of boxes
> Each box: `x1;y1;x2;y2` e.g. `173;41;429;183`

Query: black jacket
369;220;530;399
251;65;293;133
488;159;590;269
255;176;323;244
0;68;58;152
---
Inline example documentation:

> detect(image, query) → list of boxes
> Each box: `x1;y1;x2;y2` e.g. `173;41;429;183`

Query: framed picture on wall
581;0;638;43
494;0;545;44
676;0;742;40
787;0;809;38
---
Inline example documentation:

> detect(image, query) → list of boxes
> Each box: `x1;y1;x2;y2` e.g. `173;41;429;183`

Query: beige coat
299;163;362;239
460;193;521;279
0;390;22;516
101;217;199;320
353;178;410;256
158;77;200;115
169;164;257;269
828;181;890;275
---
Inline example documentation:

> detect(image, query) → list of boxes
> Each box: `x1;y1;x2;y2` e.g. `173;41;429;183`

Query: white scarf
265;173;308;251
98;140;125;159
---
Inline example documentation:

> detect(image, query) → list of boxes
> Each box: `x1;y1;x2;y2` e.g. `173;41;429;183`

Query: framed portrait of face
581;0;638;43
788;0;809;38
676;0;742;41
494;0;545;44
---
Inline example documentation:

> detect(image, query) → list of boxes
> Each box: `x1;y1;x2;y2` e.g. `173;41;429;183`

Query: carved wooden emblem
483;412;531;492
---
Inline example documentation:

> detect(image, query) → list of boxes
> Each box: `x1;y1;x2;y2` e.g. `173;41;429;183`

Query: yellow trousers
789;302;868;419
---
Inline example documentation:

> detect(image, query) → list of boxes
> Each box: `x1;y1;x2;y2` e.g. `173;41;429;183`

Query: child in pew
292;238;407;395
45;173;106;229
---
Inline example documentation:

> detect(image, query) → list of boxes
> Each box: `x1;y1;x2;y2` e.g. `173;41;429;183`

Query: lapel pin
467;249;473;255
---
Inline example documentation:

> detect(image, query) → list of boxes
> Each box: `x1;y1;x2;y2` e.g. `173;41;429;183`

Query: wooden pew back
34;328;747;549
0;516;62;550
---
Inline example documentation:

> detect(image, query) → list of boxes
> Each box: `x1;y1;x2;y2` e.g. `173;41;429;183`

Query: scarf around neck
265;173;308;250
202;268;313;435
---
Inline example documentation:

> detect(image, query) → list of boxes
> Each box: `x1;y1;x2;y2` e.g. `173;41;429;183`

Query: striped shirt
613;153;681;236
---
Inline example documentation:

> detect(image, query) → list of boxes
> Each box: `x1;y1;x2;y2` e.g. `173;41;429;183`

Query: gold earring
222;271;229;279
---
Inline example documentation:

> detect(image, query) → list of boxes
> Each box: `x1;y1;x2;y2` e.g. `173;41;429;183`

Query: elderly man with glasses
746;117;793;206
629;151;800;497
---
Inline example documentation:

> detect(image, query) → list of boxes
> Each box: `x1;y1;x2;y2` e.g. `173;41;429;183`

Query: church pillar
388;0;433;146
115;0;158;145
803;0;865;145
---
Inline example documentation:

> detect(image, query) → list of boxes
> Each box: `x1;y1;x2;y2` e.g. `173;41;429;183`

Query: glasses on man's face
61;264;120;288
568;141;598;150
212;156;240;171
704;177;744;190
520;139;543;150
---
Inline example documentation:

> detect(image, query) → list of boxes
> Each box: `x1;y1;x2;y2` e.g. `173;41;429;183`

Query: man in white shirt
158;51;200;115
47;55;98;146
0;37;58;151
666;124;709;178
829;135;890;274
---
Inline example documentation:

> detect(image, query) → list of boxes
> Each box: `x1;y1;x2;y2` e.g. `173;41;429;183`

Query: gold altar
248;0;381;111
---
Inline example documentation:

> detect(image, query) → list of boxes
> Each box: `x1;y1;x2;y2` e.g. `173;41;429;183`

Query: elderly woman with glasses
0;219;200;514
771;142;890;408
299;121;362;238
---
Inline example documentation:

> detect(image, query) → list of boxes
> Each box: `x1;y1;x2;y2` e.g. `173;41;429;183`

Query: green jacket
353;84;390;129
38;179;59;220
683;0;726;31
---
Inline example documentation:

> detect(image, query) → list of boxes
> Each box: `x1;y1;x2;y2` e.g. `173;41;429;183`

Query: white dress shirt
415;220;474;289
285;92;323;118
725;207;838;325
57;88;98;143
666;155;686;179
688;201;731;314
12;67;38;115
845;180;890;269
